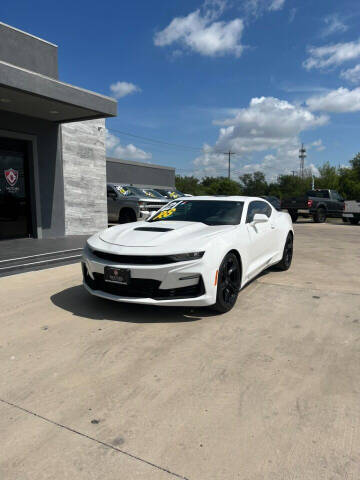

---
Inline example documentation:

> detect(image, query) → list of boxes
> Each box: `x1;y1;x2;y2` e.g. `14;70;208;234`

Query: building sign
5;168;19;187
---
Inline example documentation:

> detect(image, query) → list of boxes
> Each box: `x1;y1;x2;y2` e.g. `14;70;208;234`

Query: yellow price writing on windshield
153;207;176;220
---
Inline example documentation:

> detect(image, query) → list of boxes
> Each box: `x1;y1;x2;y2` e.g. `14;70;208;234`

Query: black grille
92;251;179;265
82;264;205;299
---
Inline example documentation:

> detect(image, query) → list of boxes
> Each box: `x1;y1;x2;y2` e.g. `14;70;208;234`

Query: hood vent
134;227;173;232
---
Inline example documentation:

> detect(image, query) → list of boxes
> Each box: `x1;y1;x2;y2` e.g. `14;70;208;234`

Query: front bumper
82;247;216;307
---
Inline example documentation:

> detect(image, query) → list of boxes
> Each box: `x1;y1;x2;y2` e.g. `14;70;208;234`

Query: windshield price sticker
154;207;176;220
143;190;155;197
116;186;128;195
152;200;186;220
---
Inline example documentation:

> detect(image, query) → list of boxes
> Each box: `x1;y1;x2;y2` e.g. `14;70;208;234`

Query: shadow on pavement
51;284;210;323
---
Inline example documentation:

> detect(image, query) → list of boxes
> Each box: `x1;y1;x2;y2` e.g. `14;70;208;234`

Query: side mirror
252;213;268;224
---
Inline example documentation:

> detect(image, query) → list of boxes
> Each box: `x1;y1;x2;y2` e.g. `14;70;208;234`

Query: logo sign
5;169;19;187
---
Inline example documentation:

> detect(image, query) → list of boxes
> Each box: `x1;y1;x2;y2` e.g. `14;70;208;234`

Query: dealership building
0;21;120;241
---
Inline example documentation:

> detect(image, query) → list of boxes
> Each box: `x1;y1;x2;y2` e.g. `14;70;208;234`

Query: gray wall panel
106;159;175;188
0;22;58;78
62;119;107;235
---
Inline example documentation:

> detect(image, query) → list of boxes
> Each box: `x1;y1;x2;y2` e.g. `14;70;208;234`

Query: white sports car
82;196;293;312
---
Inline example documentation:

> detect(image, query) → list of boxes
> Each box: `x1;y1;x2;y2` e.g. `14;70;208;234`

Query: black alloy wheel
289;210;298;223
119;209;136;224
349;218;359;225
212;252;241;313
277;233;293;271
313;207;326;223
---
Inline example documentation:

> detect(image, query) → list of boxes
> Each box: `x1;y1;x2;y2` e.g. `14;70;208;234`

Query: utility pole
224;151;236;179
299;144;307;178
291;170;297;177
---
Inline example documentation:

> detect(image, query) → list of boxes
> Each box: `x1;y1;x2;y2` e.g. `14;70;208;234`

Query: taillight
307;199;313;207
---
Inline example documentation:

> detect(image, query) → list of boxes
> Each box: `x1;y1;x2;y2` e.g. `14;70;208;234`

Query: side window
107;186;116;198
246;201;272;223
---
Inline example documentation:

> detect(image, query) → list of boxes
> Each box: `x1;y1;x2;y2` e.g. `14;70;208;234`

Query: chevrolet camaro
82;196;294;313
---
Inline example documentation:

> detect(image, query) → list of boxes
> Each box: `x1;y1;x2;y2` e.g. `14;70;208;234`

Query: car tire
313;207;326;223
349;218;359;225
211;252;241;313
276;233;293;271
119;208;137;224
289;210;298;223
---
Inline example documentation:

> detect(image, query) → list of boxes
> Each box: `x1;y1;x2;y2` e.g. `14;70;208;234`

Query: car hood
98;221;236;248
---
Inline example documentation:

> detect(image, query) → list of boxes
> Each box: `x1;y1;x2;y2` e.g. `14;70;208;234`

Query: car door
245;200;278;278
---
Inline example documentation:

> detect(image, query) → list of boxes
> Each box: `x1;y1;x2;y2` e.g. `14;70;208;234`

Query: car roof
173;195;268;203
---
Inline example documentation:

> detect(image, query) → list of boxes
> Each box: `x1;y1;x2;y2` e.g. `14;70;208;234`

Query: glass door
0;138;32;240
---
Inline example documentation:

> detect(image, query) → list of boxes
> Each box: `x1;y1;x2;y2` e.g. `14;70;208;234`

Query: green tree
276;174;312;198
201;177;243;196
238;172;268;196
315;162;339;190
175;176;202;195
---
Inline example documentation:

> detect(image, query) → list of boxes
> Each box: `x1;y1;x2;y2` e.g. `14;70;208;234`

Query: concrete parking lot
1;222;360;480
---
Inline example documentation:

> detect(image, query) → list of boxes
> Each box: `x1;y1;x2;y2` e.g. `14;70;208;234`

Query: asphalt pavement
1;221;360;479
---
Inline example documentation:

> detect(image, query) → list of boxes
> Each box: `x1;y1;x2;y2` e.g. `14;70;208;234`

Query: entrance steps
0;247;83;277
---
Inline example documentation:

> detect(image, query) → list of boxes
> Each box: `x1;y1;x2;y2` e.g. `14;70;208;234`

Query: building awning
0;60;117;123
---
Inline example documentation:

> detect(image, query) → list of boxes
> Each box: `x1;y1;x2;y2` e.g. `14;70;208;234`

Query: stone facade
61;119;107;235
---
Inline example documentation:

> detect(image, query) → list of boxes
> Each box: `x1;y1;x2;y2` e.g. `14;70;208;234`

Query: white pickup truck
343;200;360;225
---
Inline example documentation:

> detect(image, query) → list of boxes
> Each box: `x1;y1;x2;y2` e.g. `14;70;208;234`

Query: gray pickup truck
281;189;345;223
107;184;140;223
107;183;168;223
343;200;360;225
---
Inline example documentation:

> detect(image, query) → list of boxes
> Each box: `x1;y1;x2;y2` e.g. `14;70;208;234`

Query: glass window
107;186;116;197
246;200;272;223
148;200;244;225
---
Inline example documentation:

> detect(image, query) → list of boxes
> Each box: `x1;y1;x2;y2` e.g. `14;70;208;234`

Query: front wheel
276;233;293;271
288;210;298;223
211;252;241;313
313;208;326;223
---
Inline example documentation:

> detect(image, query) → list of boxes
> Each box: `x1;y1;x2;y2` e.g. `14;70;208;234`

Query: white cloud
243;0;286;17
341;64;360;84
106;131;152;161
154;2;244;57
306;87;360;113
289;8;297;23
110;81;141;99
303;40;360;70
269;0;285;11
192;97;328;179
309;139;326;151
321;14;348;38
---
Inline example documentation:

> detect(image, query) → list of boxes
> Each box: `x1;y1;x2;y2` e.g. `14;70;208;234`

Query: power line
106;127;203;152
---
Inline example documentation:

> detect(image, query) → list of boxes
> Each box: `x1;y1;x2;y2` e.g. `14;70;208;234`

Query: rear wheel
276;233;293;271
288;210;298;223
349;218;359;225
313;207;326;223
212;252;241;313
118;208;137;224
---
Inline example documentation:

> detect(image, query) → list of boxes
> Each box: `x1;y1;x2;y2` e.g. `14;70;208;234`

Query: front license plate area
104;266;130;285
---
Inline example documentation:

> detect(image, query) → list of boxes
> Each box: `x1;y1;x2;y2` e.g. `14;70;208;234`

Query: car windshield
148;200;244;225
115;185;146;197
114;185;134;196
142;189;164;199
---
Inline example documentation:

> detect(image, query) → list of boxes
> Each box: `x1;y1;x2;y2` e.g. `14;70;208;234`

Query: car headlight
168;252;205;262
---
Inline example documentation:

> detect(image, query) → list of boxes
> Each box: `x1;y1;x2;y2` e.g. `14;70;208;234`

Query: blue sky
2;0;360;179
